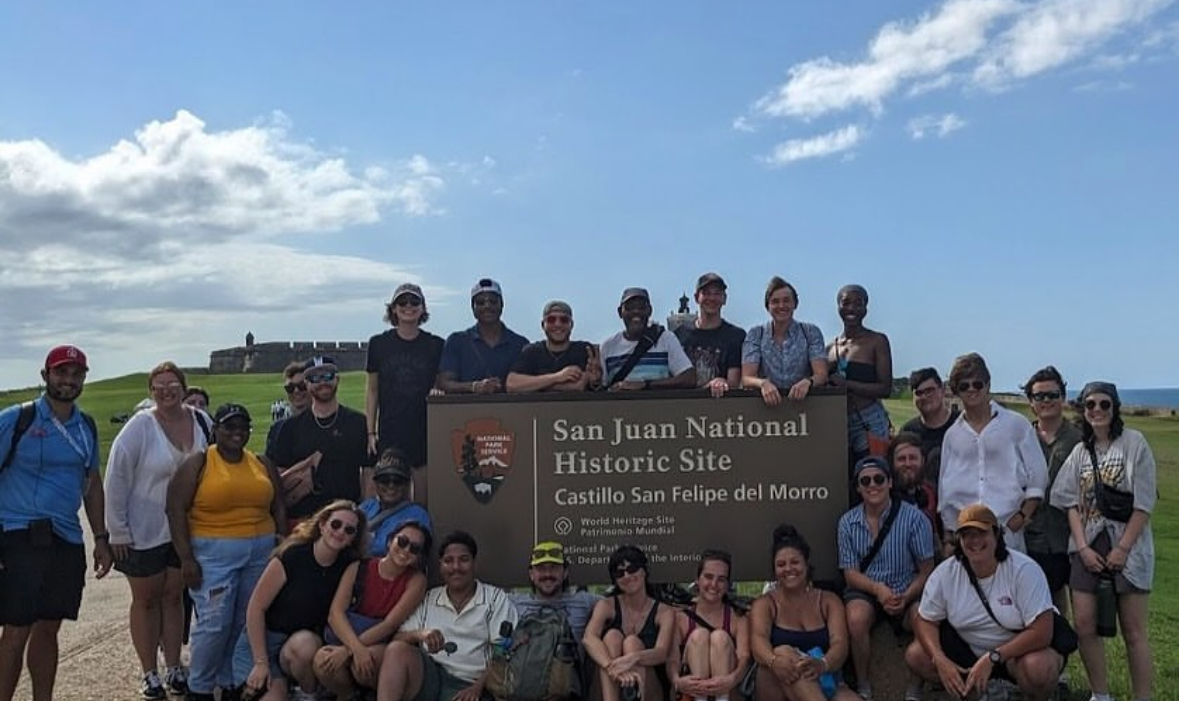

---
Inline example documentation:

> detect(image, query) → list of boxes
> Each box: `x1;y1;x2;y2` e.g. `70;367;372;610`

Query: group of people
0;269;1158;701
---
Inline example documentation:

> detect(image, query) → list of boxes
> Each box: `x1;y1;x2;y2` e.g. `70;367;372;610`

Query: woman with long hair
167;403;285;701
583;545;677;701
235;500;368;701
105;361;211;699
750;525;857;701
741;277;827;407
1051;382;1156;701
667;550;750;701
313;521;430;699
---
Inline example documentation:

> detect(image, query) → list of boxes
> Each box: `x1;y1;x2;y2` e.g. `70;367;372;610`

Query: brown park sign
427;389;848;587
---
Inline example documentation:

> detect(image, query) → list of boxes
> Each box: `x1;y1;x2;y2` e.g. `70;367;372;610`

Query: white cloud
731;116;756;133
1089;52;1142;69
974;0;1173;87
1072;79;1136;91
908;113;968;139
760;125;865;167
0;110;459;386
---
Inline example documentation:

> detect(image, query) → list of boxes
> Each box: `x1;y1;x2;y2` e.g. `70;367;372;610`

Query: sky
1;0;1177;393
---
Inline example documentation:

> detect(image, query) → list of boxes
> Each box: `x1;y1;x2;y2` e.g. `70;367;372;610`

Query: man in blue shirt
436;278;528;394
0;346;114;701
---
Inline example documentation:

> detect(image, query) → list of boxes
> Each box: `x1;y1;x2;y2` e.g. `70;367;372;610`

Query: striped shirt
599;330;692;384
838;500;934;593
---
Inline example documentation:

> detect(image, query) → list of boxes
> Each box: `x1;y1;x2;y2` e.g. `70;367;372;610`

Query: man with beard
900;367;960;484
674;273;745;398
265;361;311;461
507;301;601;393
511;541;601;641
890;432;942;548
437;278;529;395
273;356;370;524
600;287;695;390
0;346;114;701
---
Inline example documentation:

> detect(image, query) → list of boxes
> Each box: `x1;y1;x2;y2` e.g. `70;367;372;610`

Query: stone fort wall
209;339;368;374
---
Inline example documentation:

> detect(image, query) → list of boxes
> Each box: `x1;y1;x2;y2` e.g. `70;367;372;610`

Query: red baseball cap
45;345;89;371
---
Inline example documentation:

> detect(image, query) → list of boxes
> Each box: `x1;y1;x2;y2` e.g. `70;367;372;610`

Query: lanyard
48;413;92;467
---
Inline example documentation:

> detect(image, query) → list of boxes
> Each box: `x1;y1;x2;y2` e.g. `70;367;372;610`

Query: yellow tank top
190;445;276;538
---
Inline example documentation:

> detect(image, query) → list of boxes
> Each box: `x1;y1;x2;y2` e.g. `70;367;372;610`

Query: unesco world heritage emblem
451;418;516;503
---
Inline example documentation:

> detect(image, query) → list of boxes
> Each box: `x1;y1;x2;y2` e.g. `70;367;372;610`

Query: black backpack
2;401;98;472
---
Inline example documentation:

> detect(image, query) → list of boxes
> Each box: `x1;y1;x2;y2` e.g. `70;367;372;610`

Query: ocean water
1068;388;1179;410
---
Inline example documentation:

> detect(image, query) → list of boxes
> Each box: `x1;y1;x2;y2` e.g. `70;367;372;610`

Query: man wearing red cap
0;346;114;701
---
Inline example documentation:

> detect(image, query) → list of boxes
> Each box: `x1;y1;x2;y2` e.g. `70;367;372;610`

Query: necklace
314;412;338;430
547;346;568;363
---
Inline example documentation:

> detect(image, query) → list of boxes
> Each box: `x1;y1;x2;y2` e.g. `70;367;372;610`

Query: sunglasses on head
306;371;337;384
615;563;642;578
284;381;307;394
1031;390;1063;402
327;518;358;536
1085;399;1113;411
956;380;986;393
858;473;888;487
544;314;571;325
394;534;424;555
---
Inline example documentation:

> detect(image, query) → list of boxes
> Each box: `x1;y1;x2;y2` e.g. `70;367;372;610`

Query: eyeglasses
544;314;571;325
1085;399;1113;411
858;474;888;487
1031;391;1063;402
913;385;940;398
615;563;642;578
956;380;986;393
327;519;358;536
395;297;422;308
306;371;337;384
150;381;183;393
374;475;408;487
532;546;564;560
394;534;424;555
284;381;307;394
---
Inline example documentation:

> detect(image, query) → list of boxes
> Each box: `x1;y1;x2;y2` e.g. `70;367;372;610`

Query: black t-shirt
274;405;368;518
674;320;746;386
366;329;444;466
900;407;960;483
266;541;356;634
511;341;592;377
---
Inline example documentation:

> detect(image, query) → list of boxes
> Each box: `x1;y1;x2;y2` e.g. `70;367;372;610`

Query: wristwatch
987;649;1003;665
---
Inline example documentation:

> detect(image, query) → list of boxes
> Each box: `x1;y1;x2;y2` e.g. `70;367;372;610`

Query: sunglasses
306;371;338;384
327;518;358;536
394;534;424;555
532;546;564;560
913;385;940;398
395;297;422;308
615;563;643;578
544;314;571;325
1031;391;1063;402
374;475;408;487
1085;399;1113;411
284;381;307;394
956;380;986;393
858;473;888;487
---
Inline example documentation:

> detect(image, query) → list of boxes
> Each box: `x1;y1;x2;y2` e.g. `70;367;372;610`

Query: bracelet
94;532;110;541
253;658;268;665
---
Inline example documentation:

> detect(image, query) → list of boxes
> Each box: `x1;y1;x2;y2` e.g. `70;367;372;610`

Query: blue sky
2;0;1177;392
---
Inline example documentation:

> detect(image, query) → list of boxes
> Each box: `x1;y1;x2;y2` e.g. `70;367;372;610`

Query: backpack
486;606;580;701
2;401;98;472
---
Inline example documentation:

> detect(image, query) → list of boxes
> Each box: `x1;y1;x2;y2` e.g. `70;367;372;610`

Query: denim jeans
187;534;274;694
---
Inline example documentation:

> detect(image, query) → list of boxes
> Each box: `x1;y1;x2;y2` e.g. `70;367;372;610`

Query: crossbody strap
859;501;901;572
606;326;661;388
961;558;1020;634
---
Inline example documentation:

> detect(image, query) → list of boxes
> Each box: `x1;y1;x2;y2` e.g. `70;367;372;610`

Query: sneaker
165;667;189;696
288;688;318;701
142;671;166;701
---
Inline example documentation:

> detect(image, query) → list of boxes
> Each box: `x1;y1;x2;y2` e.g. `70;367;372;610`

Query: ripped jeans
187;534;274;694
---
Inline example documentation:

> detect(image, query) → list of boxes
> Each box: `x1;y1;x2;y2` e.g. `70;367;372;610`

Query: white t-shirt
600;329;692;385
918;549;1054;656
104;407;210;548
407;581;519;683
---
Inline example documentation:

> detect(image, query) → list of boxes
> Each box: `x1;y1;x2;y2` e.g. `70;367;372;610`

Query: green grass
2;380;1172;697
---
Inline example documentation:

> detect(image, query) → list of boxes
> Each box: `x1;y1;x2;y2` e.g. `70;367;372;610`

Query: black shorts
1028;551;1071;595
0;527;86;626
843;588;913;634
113;541;181;578
937;622;1014;684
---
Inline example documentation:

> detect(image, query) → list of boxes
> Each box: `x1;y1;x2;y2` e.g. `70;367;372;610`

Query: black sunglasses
615;563;642;578
328;518;358;536
1085;399;1113;411
858;473;888;487
956;380;986;393
394;534;424;555
374;475;408;487
307;371;337;384
1031;391;1063;402
284;381;307;394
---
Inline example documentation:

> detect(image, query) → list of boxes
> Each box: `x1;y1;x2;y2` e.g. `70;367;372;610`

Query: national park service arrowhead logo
451;418;516;504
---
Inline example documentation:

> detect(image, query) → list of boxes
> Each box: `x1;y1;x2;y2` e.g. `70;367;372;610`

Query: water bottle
1095;573;1118;638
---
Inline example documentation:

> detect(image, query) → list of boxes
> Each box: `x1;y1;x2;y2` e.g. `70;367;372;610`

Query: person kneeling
904;504;1063;701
